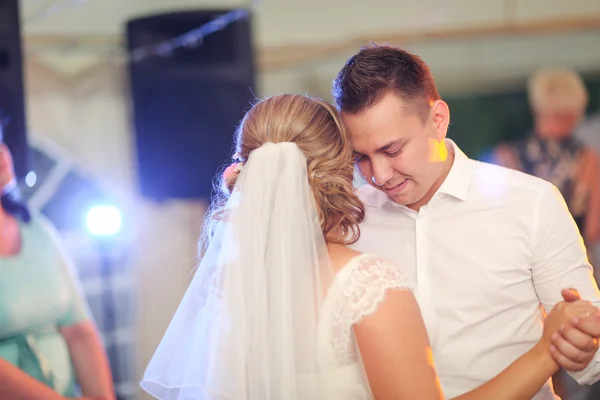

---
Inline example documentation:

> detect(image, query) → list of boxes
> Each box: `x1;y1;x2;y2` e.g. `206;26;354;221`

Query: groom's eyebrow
375;139;403;153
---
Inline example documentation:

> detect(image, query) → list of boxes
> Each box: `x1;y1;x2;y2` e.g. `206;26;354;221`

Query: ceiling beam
23;14;600;72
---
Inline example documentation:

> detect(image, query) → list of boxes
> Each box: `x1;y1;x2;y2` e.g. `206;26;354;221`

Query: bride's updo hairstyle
211;93;365;246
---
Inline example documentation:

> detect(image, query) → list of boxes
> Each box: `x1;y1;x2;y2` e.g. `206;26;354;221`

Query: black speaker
0;0;28;179
126;10;256;200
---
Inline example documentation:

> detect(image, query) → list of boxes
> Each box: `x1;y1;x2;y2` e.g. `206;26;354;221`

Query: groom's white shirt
352;140;600;399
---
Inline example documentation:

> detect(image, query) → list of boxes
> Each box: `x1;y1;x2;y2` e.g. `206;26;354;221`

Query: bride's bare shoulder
327;244;362;274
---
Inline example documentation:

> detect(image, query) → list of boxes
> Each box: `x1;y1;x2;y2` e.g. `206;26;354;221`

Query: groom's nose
370;159;393;187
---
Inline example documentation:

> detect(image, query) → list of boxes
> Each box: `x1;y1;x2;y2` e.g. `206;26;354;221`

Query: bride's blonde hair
203;93;364;250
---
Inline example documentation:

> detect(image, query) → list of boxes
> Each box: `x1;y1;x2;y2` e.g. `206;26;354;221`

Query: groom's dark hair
332;44;440;122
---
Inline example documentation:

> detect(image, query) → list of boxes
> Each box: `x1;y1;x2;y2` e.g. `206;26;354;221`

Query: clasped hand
542;288;600;371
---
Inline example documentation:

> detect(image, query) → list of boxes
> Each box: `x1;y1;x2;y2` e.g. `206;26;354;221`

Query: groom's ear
429;100;450;141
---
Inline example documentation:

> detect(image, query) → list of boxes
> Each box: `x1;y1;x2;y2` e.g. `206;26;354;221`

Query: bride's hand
540;299;598;350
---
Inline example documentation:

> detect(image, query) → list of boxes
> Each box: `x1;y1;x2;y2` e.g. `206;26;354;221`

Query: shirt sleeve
531;182;600;384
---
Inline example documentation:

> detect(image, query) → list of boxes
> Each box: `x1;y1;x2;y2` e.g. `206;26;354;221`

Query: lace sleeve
328;254;414;366
340;254;414;326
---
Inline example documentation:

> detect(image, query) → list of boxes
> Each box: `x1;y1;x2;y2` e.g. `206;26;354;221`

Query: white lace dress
315;253;437;399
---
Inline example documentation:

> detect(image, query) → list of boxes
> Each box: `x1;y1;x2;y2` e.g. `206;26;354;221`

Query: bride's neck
325;231;350;254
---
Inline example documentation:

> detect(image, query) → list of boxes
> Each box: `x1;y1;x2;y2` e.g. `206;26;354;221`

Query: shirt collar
357;139;471;209
437;139;471;202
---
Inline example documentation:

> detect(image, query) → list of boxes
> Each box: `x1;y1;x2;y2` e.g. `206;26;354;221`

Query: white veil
140;142;335;399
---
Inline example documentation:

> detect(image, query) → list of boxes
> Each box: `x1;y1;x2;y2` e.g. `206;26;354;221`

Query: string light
128;9;250;63
25;1;256;64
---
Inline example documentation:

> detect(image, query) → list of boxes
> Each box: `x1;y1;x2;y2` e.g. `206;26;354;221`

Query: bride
140;93;597;399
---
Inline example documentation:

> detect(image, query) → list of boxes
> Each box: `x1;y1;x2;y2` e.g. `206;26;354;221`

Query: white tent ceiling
18;0;600;93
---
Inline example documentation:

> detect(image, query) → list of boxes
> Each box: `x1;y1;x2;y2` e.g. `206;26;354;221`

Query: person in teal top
0;128;115;400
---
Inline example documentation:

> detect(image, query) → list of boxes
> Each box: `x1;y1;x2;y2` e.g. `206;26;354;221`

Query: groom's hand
549;288;600;372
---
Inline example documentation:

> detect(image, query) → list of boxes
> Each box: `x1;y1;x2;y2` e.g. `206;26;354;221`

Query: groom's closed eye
384;147;403;157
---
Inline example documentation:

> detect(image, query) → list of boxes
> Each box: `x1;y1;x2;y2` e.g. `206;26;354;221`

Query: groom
333;44;600;399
